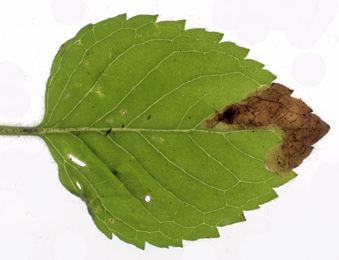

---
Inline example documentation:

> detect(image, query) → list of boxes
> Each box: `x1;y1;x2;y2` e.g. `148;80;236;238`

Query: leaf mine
202;83;330;177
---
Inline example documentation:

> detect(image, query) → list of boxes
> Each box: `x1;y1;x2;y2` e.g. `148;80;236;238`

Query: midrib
0;125;224;136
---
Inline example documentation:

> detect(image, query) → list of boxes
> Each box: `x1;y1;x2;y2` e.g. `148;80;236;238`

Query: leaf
0;14;329;249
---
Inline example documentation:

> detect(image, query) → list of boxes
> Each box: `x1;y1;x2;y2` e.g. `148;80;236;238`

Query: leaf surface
35;14;298;248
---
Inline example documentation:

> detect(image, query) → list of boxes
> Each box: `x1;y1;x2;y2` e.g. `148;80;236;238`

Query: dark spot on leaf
106;128;112;136
220;107;239;124
147;115;151;120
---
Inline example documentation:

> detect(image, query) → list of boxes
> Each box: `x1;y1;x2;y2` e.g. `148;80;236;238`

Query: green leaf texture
37;14;295;248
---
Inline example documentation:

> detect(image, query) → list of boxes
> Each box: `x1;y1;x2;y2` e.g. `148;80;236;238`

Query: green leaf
0;14;329;249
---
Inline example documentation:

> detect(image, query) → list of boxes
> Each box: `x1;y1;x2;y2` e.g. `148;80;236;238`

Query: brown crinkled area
202;83;330;178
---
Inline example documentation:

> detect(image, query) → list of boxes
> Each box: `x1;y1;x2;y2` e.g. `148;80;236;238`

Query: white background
0;0;338;259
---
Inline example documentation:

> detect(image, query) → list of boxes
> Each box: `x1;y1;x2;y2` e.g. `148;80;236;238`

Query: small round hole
144;195;152;203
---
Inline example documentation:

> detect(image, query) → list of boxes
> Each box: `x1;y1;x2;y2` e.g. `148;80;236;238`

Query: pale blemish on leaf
106;118;114;124
76;181;82;190
68;154;87;167
95;87;104;97
94;205;103;212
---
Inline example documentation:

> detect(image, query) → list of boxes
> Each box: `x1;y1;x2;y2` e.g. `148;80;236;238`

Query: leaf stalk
0;126;41;136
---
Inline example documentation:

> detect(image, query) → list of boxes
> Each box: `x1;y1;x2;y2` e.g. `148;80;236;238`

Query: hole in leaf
144;195;152;203
68;154;86;167
76;182;82;190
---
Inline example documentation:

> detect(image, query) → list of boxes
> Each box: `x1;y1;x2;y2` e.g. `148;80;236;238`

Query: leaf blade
38;14;299;248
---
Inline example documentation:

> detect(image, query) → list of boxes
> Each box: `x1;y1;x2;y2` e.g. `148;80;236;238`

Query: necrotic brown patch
202;83;330;177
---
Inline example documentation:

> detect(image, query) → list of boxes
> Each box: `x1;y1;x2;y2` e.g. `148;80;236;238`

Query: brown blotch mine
202;83;330;178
